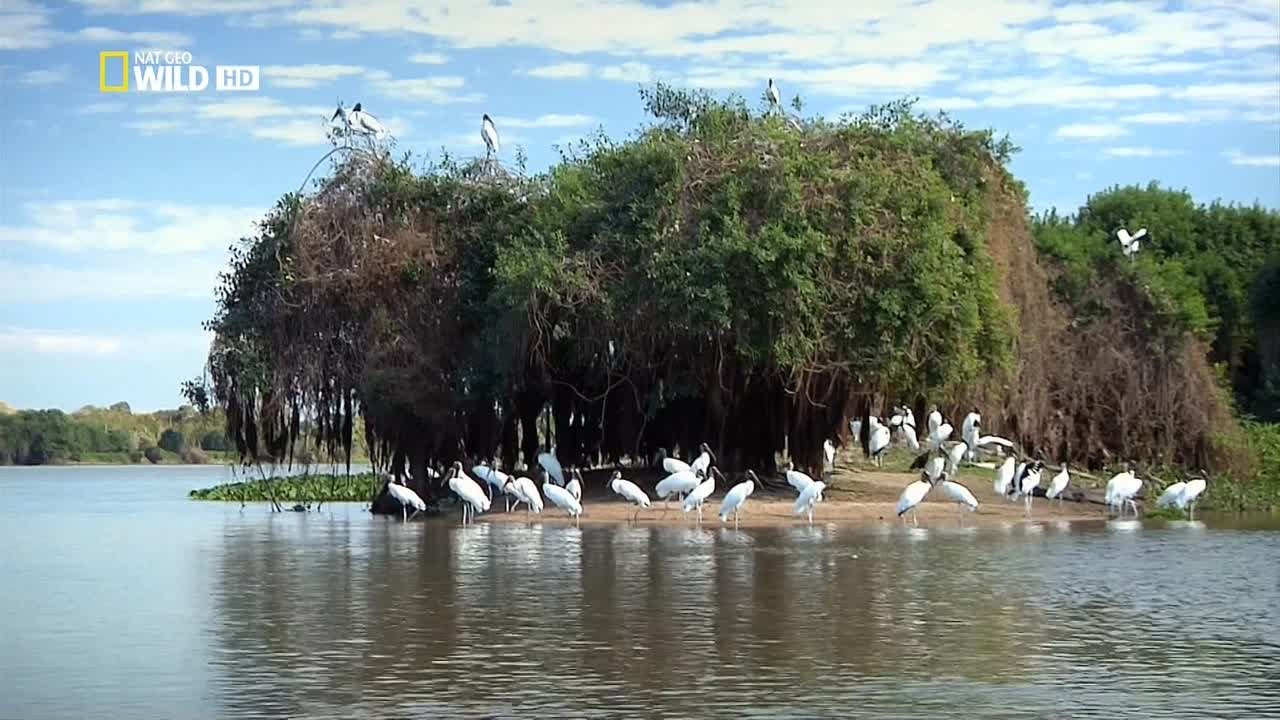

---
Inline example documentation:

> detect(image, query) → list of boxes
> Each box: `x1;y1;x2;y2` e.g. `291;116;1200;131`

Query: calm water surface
1;465;1278;719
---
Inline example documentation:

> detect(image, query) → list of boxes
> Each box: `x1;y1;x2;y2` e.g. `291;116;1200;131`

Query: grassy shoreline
188;472;379;502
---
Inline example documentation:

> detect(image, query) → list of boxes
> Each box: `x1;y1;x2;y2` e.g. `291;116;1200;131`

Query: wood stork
897;419;920;451
767;78;781;110
472;462;512;507
657;447;691;475
332;102;386;137
537;451;565;487
869;421;892;467
823;439;836;479
689;442;715;477
1181;477;1207;519
1117;227;1147;259
481;113;500;157
504;476;544;517
1157;480;1187;509
656;468;701;511
937;476;979;526
566;467;583;503
927;422;953;450
850;419;863;451
1010;461;1027;501
683;467;722;524
1157;476;1206;519
785;461;815;493
609;470;650;522
542;469;583;525
719;470;760;528
794;479;826;524
447;461;490;525
994;456;1016;497
922;453;946;483
1105;468;1143;517
1046;464;1070;508
961;411;981;461
927;406;943;436
385;474;426;522
1016;460;1045;516
896;473;933;527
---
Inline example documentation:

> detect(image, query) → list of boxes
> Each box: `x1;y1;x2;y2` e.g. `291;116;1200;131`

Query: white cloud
78;101;128;114
965;77;1164;109
1175;82;1280;106
409;52;448;65
495;114;596;129
0;1;190;50
370;75;481;104
917;96;981;111
0;257;224;303
525;62;593;79
1104;146;1185;158
599;62;655;84
1055;123;1130;141
123;119;188;135
21;67;69;85
1118;109;1228;125
263;63;365;88
1225;150;1280;167
73;26;192;47
0;328;123;356
75;0;296;14
0;199;263;255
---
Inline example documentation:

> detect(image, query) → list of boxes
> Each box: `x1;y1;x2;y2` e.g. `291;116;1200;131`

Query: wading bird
504;476;544;517
994;456;1017;497
1046;464;1070;508
482;113;500;158
823;439;836;480
657;447;691;475
927;422;954;450
719;470;761;528
385;474;426;522
567;468;583;503
537;450;565;487
1017;460;1045;516
1157;475;1207;519
683;467;722;524
472;462;512;506
927;406;943;436
937;475;979;526
690;442;716;477
794;479;826;524
767;78;781;110
609;470;651;523
1105;467;1143;517
961;411;981;460
542;469;583;525
896;473;934;527
1117;227;1147;259
869;421;892;466
448;462;490;525
656;468;702;511
785;461;815;493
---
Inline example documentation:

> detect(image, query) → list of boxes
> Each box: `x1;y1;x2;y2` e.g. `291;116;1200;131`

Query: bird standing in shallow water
609;470;650;523
1046;464;1070;509
385;474;426;522
719;470;761;528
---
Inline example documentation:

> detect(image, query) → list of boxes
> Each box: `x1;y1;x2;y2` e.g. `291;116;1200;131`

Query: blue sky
1;0;1278;412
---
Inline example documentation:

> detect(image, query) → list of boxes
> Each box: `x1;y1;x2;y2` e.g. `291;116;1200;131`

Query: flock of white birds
378;403;1206;528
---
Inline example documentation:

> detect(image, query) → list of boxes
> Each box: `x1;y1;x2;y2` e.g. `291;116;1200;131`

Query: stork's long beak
331;107;343;121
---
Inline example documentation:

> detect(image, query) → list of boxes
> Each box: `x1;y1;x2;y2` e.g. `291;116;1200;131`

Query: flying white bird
332;102;386;137
384;474;426;522
785;462;816;493
1105;468;1143;517
566;467;583;502
537;451;565;487
656;468;701;510
994;456;1017;497
937;477;979;526
719;470;760;528
823;439;836;479
1117;227;1147;259
481;113;500;157
794;479;826;524
504;476;544;516
683;467;721;523
1046;464;1071;508
767;77;781;110
448;462;490;525
542;471;583;525
896;474;933;527
690;443;715;477
609;470;651;522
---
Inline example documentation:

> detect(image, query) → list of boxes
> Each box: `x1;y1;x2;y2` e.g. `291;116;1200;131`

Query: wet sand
477;463;1105;529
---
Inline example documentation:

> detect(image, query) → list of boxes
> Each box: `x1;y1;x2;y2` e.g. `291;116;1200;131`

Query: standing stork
822;439;837;480
332;102;387;140
1105;467;1143;517
896;473;934;527
689;442;716;477
609;470;651;523
566;467;584;503
447;462;490;525
683;467;722;524
937;474;979;527
541;468;583;525
504;476;544;517
384;473;426;522
1046;464;1071;509
656;468;702;512
481;113;500;159
794;480;826;524
719;470;760;528
767;78;781;111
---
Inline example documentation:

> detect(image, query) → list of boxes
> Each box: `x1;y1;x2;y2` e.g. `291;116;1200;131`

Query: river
1;465;1277;719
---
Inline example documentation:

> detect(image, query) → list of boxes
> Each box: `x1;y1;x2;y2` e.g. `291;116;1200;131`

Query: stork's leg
402;505;407;523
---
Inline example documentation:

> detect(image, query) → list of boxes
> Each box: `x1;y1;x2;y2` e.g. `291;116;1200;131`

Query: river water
1;465;1278;719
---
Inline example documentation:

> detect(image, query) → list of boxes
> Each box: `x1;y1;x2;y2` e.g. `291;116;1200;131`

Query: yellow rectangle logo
99;51;129;93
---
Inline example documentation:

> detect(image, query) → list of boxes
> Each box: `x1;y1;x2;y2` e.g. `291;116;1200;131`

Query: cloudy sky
1;0;1278;411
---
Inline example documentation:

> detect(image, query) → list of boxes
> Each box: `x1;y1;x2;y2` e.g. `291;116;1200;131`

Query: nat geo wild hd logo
99;50;259;93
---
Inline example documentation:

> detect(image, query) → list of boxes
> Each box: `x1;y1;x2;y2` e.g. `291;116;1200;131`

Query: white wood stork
657;447;691;475
481;113;500;157
542;469;583;525
869;422;892;466
927;406;943;436
1046;464;1071;508
683;467;722;524
1117;227;1147;259
961;411;981;460
504;476;544;516
537;451;565;487
927;422;953;450
1180;477;1207;519
794;479;826;524
994;456;1017;497
332;102;386;138
471;462;512;507
767;78;781;110
937;476;979;526
609;470;650;522
566;467;583;502
447;462;490;525
719;470;760;528
1105;468;1143;517
656;468;701;511
1157;476;1207;519
384;474;426;522
1017;460;1045;516
785;462;815;493
823;439;836;479
689;443;715;477
896;474;933;527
